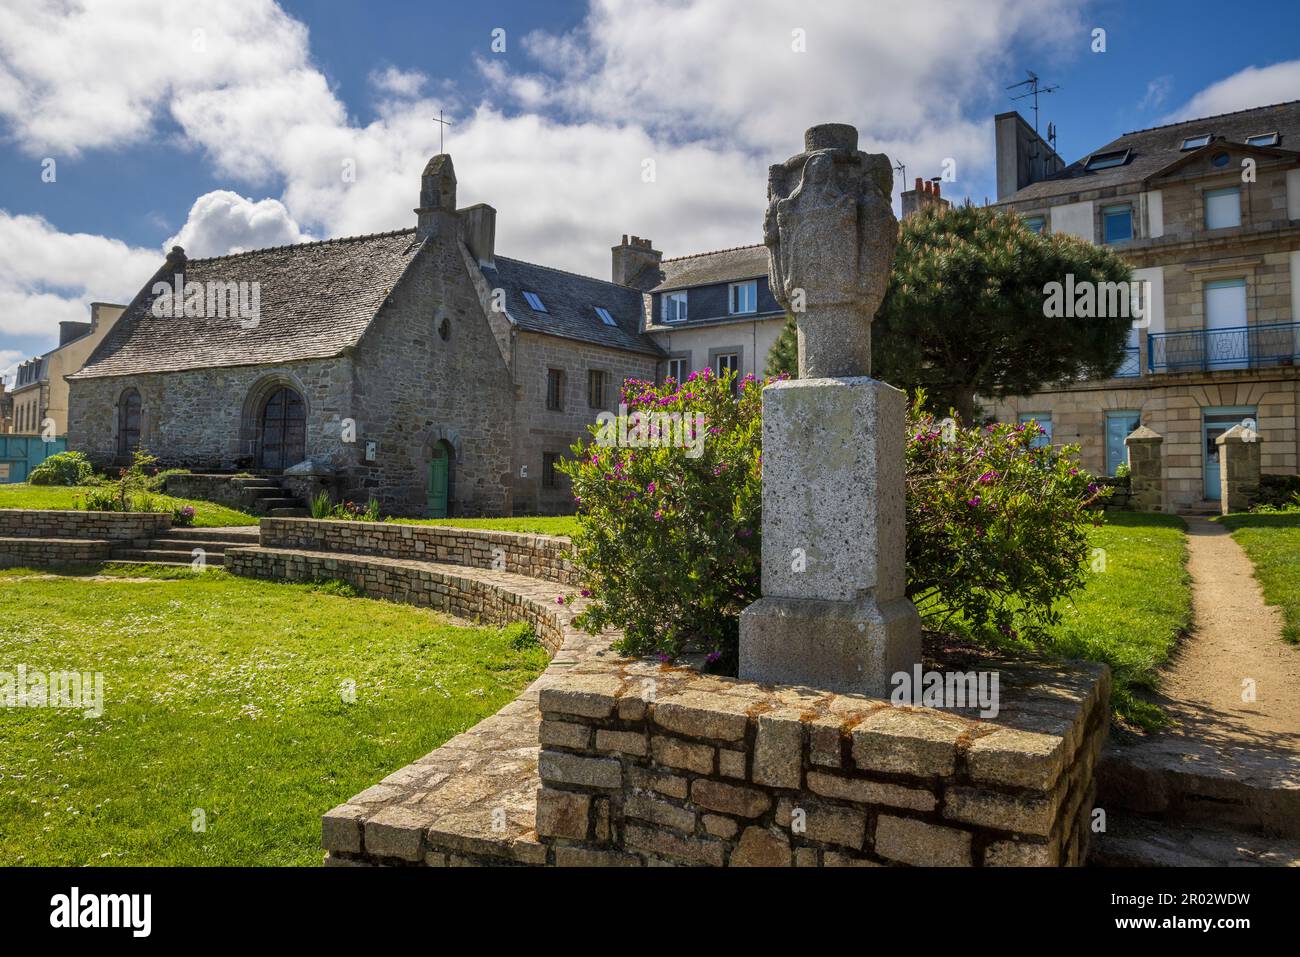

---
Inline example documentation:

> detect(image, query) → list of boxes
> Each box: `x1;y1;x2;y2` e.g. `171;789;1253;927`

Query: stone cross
739;124;921;697
763;123;897;378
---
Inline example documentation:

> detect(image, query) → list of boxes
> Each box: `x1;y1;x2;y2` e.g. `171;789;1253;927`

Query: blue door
1202;407;1256;500
1106;411;1141;475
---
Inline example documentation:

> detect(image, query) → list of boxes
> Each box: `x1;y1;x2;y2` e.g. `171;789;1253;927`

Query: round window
438;317;451;341
1211;152;1229;168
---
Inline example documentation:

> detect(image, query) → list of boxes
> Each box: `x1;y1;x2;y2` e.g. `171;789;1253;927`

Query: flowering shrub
905;395;1103;641
563;377;1102;662
172;505;197;527
559;368;766;660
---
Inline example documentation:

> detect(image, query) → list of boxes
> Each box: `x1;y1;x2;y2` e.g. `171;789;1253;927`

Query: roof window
522;291;547;312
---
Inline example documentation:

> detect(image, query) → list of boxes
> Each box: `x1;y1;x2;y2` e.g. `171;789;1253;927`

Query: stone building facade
67;155;660;517
987;100;1300;510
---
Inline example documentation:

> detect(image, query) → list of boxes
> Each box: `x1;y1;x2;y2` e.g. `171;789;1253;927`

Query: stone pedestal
739;376;921;696
1125;426;1165;513
1217;424;1261;515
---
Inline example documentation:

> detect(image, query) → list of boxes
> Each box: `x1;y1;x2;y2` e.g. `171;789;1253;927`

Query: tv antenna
894;159;906;183
1047;121;1058;151
1007;71;1059;133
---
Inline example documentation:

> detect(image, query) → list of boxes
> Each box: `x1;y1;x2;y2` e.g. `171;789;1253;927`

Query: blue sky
1;0;1298;379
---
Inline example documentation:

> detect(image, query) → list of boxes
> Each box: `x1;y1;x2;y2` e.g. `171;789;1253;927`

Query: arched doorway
257;387;306;471
117;389;141;458
426;440;454;518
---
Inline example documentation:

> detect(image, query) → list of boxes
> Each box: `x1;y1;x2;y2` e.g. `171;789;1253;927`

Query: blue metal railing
1148;320;1300;373
1114;347;1141;378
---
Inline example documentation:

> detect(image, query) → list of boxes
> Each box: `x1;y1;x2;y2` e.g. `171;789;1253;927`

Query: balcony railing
1114;347;1141;378
1148;320;1300;373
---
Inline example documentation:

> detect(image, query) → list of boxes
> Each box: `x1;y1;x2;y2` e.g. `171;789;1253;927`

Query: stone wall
256;517;577;585
533;658;1110;866
224;545;568;656
510;331;659;515
0;509;170;540
0;536;113;567
67;357;353;471
348;237;516;518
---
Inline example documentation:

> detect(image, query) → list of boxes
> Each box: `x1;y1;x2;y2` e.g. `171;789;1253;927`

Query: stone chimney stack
611;234;662;286
416;154;458;240
994;111;1064;201
459;204;496;266
901;177;950;219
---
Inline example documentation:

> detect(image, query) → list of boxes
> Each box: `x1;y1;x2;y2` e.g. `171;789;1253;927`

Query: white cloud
0;211;159;346
1165;60;1300;122
166;191;310;258
1139;76;1173;112
370;66;428;98
0;0;1091;343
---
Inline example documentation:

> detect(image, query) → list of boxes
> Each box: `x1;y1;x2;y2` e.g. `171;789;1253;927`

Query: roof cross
433;109;453;153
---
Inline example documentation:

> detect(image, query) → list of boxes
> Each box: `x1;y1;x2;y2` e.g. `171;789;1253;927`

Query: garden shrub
904;395;1102;641
559;368;763;660
562;377;1102;662
29;451;93;486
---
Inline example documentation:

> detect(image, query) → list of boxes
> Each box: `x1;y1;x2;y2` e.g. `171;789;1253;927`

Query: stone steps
1090;815;1300;867
1098;737;1300;841
108;526;261;568
110;548;225;567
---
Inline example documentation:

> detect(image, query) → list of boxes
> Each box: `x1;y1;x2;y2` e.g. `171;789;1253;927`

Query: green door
427;447;449;518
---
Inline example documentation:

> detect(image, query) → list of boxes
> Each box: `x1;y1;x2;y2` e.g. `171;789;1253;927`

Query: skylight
1246;131;1279;147
1084;149;1130;171
522;291;546;312
1179;133;1211;150
595;306;617;326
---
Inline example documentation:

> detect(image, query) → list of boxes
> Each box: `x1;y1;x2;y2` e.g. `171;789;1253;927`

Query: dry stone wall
0;509;170;540
534;658;1110;866
258;518;577;585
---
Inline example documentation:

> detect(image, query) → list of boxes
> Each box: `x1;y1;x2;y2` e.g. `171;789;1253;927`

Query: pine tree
765;315;798;378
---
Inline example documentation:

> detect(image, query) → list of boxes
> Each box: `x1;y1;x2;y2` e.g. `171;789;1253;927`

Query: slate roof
72;229;423;379
1003;100;1300;204
481;256;663;356
647;244;770;292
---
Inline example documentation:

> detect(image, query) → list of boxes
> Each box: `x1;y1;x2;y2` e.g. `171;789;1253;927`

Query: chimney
994;111;1065;201
611;234;662;286
900;176;950;219
415;154;458;240
58;320;92;346
459;204;496;266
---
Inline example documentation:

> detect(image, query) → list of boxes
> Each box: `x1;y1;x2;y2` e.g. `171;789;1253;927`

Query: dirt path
1158;517;1300;739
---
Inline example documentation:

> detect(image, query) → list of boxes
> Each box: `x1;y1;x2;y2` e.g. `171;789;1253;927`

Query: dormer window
729;280;757;315
522;291;547;312
662;291;687;323
1179;133;1212;151
595;306;617;327
1084;149;1131;171
1245;131;1279;147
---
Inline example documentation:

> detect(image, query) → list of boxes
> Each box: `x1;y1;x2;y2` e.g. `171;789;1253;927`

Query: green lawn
955;512;1192;729
1217;511;1300;645
0;483;257;527
390;515;580;537
0;567;548;866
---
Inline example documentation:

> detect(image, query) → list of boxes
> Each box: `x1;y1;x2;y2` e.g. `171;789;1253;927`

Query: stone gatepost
738;124;921;697
1217;423;1261;515
1124;425;1165;512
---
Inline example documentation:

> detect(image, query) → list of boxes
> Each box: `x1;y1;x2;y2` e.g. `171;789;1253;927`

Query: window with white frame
729;280;757;315
666;356;688;383
1204;186;1241;230
1245;131;1279;147
1180;133;1211;151
662;291;687;323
